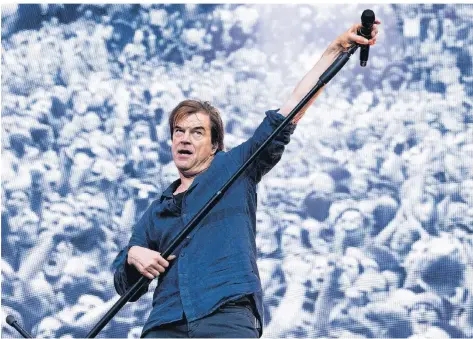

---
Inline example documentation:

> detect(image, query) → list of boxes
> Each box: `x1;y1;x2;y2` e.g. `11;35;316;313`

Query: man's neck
175;176;193;194
175;157;214;194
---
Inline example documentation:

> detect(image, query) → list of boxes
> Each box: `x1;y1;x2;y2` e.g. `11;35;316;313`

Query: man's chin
174;159;213;178
173;162;189;171
175;163;192;173
180;169;200;178
177;166;207;179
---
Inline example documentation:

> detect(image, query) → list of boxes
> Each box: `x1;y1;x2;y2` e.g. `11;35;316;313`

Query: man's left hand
329;19;381;54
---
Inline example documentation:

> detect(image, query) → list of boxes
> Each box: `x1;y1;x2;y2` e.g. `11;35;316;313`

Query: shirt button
181;252;185;258
186;236;191;240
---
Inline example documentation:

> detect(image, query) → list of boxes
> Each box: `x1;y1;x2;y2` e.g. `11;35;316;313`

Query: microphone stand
6;44;360;339
6;315;33;338
86;43;359;339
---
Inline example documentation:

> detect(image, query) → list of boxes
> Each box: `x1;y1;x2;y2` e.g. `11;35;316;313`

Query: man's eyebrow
174;125;206;131
174;125;205;131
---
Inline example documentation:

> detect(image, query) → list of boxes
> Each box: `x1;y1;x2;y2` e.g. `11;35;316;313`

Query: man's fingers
134;261;155;280
128;247;173;278
155;256;170;268
146;266;161;278
154;264;166;273
350;23;362;34
353;20;381;35
344;20;381;47
141;260;164;275
167;255;177;260
155;252;170;267
351;33;369;45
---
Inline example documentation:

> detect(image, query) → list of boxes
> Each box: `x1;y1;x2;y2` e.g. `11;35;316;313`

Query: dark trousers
142;297;260;338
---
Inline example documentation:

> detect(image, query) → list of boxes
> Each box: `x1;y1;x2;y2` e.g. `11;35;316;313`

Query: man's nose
181;132;192;143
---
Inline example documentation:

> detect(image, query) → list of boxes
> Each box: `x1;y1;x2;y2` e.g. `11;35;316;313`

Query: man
114;20;380;338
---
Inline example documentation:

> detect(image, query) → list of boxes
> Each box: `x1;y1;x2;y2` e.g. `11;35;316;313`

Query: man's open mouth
178;150;193;155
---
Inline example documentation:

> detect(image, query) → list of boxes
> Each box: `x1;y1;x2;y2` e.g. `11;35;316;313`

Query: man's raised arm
280;20;381;123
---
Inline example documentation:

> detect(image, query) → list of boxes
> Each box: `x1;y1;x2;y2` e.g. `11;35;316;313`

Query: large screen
2;4;473;338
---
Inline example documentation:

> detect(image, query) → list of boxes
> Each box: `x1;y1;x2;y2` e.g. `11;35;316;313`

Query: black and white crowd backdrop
2;4;473;339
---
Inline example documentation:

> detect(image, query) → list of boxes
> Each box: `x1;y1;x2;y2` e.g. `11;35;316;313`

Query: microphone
358;9;375;67
6;315;33;338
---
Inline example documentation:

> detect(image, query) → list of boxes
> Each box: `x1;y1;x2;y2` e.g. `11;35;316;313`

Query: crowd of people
2;4;473;338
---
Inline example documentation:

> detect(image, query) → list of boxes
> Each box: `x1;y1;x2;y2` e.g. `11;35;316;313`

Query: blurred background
1;3;473;338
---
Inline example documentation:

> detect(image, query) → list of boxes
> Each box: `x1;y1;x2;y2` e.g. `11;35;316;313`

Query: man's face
86;197;109;226
7;191;29;215
281;225;301;254
412;194;435;224
41;202;74;232
171;112;215;176
283;252;312;282
443;203;468;232
35;317;62;339
310;255;329;291
410;303;439;327
44;240;73;279
350;176;368;198
391;227;415;253
336;210;363;231
341;255;360;283
9;213;39;247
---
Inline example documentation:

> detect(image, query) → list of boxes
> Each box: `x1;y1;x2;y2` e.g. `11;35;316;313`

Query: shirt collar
160;179;181;202
159;175;202;202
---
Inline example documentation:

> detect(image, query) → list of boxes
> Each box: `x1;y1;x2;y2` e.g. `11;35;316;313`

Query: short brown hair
169;100;225;152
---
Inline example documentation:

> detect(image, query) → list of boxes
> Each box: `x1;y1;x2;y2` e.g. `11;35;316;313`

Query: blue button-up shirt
113;109;296;337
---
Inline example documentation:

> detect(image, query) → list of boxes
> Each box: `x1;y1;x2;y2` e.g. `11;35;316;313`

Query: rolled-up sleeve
112;202;154;301
229;109;296;183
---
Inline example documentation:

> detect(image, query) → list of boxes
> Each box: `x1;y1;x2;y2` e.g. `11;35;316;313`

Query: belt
224;295;261;330
226;295;252;307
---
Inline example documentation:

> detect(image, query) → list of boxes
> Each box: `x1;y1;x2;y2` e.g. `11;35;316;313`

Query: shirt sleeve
228;109;297;183
112;202;154;302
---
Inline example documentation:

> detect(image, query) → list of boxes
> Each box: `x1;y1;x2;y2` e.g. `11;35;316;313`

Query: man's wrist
127;246;137;264
326;41;340;56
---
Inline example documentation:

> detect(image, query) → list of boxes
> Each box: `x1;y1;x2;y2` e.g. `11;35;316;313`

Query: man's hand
127;246;176;280
328;20;381;54
280;19;382;120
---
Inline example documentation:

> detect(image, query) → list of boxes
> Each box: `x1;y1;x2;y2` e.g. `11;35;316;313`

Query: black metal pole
84;44;359;339
6;316;33;338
